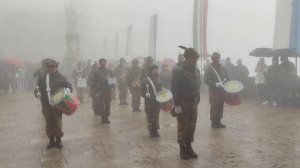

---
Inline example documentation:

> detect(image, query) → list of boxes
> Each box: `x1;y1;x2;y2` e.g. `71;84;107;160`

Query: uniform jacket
171;63;201;106
38;72;72;107
127;67;141;86
204;63;228;92
89;67;115;93
141;76;162;106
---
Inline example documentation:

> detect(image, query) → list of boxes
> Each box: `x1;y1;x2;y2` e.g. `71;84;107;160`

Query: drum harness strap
147;77;157;97
210;65;226;88
46;73;52;105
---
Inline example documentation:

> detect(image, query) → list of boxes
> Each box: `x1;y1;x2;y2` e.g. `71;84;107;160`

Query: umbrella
249;48;274;57
162;58;176;68
272;48;300;57
4;58;22;66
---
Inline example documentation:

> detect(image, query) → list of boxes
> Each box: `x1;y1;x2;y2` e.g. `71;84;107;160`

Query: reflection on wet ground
0;92;300;168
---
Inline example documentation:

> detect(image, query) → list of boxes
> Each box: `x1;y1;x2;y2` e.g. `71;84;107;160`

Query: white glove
215;83;223;88
175;106;182;114
146;93;151;98
65;88;71;94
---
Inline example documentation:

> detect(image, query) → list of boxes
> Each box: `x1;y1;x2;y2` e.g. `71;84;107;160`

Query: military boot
47;137;56;149
56;137;63;149
152;129;160;137
149;129;155;137
186;143;198;159
101;117;106;124
211;121;219;128
217;121;226;128
179;144;189;160
105;117;111;124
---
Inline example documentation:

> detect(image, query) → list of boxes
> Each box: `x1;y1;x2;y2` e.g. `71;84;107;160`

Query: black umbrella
249;48;274;57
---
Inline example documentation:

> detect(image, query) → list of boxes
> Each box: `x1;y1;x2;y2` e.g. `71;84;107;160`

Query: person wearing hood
37;59;73;149
141;64;162;137
171;46;201;160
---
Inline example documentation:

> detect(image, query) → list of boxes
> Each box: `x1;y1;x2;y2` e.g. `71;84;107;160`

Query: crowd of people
0;61;37;94
2;48;299;160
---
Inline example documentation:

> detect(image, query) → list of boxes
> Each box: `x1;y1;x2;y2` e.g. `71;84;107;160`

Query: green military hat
45;59;59;66
211;52;221;58
179;46;199;58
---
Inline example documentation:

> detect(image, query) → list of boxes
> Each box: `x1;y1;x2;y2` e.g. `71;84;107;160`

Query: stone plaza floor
0;92;300;168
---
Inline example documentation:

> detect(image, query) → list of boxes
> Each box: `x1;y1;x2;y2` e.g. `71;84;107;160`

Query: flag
290;0;300;54
193;0;208;55
149;14;158;60
125;24;133;58
115;32;119;61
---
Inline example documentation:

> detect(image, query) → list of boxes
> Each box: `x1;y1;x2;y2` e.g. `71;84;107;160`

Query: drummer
37;59;73;149
204;52;228;128
141;64;162;137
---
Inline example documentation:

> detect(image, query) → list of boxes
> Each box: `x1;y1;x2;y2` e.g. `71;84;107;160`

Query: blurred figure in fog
279;56;296;107
159;64;172;90
72;62;86;102
115;58;129;105
255;58;268;104
224;57;236;80
172;53;185;71
87;62;99;115
127;59;142;112
266;57;281;106
235;59;249;97
140;56;154;80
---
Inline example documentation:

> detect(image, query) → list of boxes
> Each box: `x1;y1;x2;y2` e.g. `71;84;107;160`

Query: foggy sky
0;0;280;75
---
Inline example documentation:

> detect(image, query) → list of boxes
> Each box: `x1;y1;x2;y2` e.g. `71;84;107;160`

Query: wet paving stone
0;92;300;168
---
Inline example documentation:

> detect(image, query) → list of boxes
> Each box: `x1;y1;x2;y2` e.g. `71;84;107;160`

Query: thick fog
1;0;296;75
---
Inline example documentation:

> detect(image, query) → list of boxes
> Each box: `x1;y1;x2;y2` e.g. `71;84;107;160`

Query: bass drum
156;89;174;112
223;80;244;106
51;89;80;115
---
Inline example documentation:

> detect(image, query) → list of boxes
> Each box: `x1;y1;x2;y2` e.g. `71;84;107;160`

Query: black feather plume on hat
179;46;187;50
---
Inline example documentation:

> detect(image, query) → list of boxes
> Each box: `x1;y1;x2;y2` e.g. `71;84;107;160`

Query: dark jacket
89;67;115;93
127;67;141;86
141;76;162;106
235;64;249;84
38;72;72;107
171;63;201;106
159;69;172;90
204;63;228;92
266;64;281;86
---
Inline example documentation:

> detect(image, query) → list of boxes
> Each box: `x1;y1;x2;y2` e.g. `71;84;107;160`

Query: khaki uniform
127;67;141;110
171;64;201;145
38;72;72;138
115;65;128;104
204;64;228;123
90;67;115;117
141;76;162;131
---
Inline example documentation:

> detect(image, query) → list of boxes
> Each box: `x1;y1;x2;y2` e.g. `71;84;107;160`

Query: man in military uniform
127;59;142;112
204;52;228;128
141;65;162;137
87;62;99;115
90;58;115;124
140;56;154;81
37;59;73;149
171;47;201;160
114;58;128;105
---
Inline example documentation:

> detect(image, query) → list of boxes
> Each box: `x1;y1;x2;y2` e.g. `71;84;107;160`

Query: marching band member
37;59;72;149
127;59;142;112
171;47;201;160
204;52;228;128
141;65;162;137
114;58;128;105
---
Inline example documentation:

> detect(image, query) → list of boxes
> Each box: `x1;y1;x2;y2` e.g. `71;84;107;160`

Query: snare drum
156;89;174;112
223;80;244;106
51;89;80;115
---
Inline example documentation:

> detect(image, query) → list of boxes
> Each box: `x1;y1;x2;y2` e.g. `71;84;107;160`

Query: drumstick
146;84;150;95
